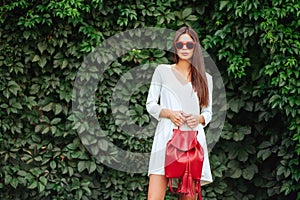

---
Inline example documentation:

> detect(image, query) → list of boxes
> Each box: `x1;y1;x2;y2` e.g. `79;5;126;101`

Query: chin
179;55;193;60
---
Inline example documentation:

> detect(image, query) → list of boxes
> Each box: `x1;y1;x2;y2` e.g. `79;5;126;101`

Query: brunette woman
146;26;213;200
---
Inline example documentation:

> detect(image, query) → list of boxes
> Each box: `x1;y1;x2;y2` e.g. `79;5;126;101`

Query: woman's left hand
184;114;200;128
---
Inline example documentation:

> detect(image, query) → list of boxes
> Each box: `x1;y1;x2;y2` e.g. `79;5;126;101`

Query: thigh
147;174;167;200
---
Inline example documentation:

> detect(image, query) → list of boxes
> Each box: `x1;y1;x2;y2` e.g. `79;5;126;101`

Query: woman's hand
168;110;186;127
184;114;200;128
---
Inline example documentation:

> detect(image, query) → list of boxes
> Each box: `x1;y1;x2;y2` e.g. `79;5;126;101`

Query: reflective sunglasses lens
186;42;194;49
175;42;183;49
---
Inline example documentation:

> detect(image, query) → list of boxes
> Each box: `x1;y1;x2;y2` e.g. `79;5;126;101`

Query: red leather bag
165;127;204;200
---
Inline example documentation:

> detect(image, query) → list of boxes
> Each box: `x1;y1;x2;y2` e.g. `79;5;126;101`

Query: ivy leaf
38;182;46;192
220;1;229;10
23;31;31;40
88;161;97;174
257;149;272;160
98;139;108;151
50;161;57;169
38;41;48;54
242;164;257;180
10;178;18;189
78;161;86;173
32;55;40;62
182;8;192;19
38;56;47;68
230;168;242;178
42;103;53;112
54;104;63;115
39;176;48;186
28;181;38;189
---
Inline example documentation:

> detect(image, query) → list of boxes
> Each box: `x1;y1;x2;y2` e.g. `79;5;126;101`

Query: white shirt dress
146;64;213;186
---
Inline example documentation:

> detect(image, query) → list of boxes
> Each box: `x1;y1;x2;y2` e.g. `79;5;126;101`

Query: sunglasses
174;41;196;49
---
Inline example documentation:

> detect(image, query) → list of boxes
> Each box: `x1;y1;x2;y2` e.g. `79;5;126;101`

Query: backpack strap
168;178;176;193
195;180;202;200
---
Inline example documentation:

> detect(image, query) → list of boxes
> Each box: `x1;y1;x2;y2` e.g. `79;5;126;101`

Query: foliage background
0;0;299;199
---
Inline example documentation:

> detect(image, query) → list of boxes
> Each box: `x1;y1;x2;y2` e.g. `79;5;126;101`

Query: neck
175;59;191;72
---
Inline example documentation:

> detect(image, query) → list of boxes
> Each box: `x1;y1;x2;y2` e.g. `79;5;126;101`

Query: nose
181;44;188;49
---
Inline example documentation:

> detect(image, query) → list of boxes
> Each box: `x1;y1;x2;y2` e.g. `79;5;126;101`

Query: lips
181;52;189;56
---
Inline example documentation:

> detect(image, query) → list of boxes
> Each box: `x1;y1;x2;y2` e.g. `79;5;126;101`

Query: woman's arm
146;66;185;126
146;67;163;120
200;73;213;127
185;73;213;128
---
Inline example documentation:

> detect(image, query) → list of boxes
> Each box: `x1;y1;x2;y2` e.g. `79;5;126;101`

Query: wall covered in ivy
0;0;299;199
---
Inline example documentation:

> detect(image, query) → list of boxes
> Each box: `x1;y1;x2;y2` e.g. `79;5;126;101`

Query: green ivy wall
0;0;299;199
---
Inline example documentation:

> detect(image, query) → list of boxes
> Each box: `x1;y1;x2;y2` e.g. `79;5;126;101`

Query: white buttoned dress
146;64;213;186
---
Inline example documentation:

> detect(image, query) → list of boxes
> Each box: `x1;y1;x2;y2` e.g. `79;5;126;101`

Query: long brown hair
173;26;209;107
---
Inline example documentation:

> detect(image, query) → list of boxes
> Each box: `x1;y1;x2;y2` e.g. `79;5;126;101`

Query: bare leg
147;174;168;200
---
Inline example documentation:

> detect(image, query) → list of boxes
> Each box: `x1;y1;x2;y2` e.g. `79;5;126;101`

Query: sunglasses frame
174;41;196;49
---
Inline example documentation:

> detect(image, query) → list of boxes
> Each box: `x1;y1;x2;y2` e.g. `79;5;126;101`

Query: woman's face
175;33;195;61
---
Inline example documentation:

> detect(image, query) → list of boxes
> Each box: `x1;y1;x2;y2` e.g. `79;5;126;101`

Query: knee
181;195;197;200
147;194;164;200
147;193;164;200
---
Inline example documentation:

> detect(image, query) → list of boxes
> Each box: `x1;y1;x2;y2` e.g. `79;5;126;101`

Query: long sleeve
146;67;163;120
201;73;213;127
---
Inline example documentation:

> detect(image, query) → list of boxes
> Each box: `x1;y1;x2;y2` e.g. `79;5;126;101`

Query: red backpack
165;127;204;200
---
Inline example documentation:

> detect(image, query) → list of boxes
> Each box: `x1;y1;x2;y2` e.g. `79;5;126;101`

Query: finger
178;116;185;123
185;115;194;121
179;114;186;120
186;117;194;123
187;116;197;124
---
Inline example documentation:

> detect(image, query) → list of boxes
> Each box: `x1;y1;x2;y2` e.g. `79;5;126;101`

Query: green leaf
42;103;53;112
220;1;229;10
50;160;56;169
39;176;48;186
38;56;47;68
38;182;46;192
28;181;38;189
10;178;18;189
32;55;40;62
98;139;108;151
38;41;48;54
51;118;61;125
23;31;31;39
54;104;63;115
88;161;97;174
242;165;257;180
259;141;272;149
68;167;74;177
182;8;192;18
41;126;50;134
186;15;198;21
61;59;68;69
8;81;21;96
17;170;28;177
230;168;242;178
257;149;272;160
35;124;44;133
30;168;43;176
30;84;40;94
78;161;86;172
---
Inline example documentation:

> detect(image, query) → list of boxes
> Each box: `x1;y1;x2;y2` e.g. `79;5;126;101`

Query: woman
146;26;213;200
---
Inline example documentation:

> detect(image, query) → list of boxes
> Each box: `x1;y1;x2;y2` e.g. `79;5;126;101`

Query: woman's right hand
168;110;185;127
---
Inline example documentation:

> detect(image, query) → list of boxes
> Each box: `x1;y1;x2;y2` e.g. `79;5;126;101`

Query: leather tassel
179;170;188;194
186;172;194;197
179;171;195;197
